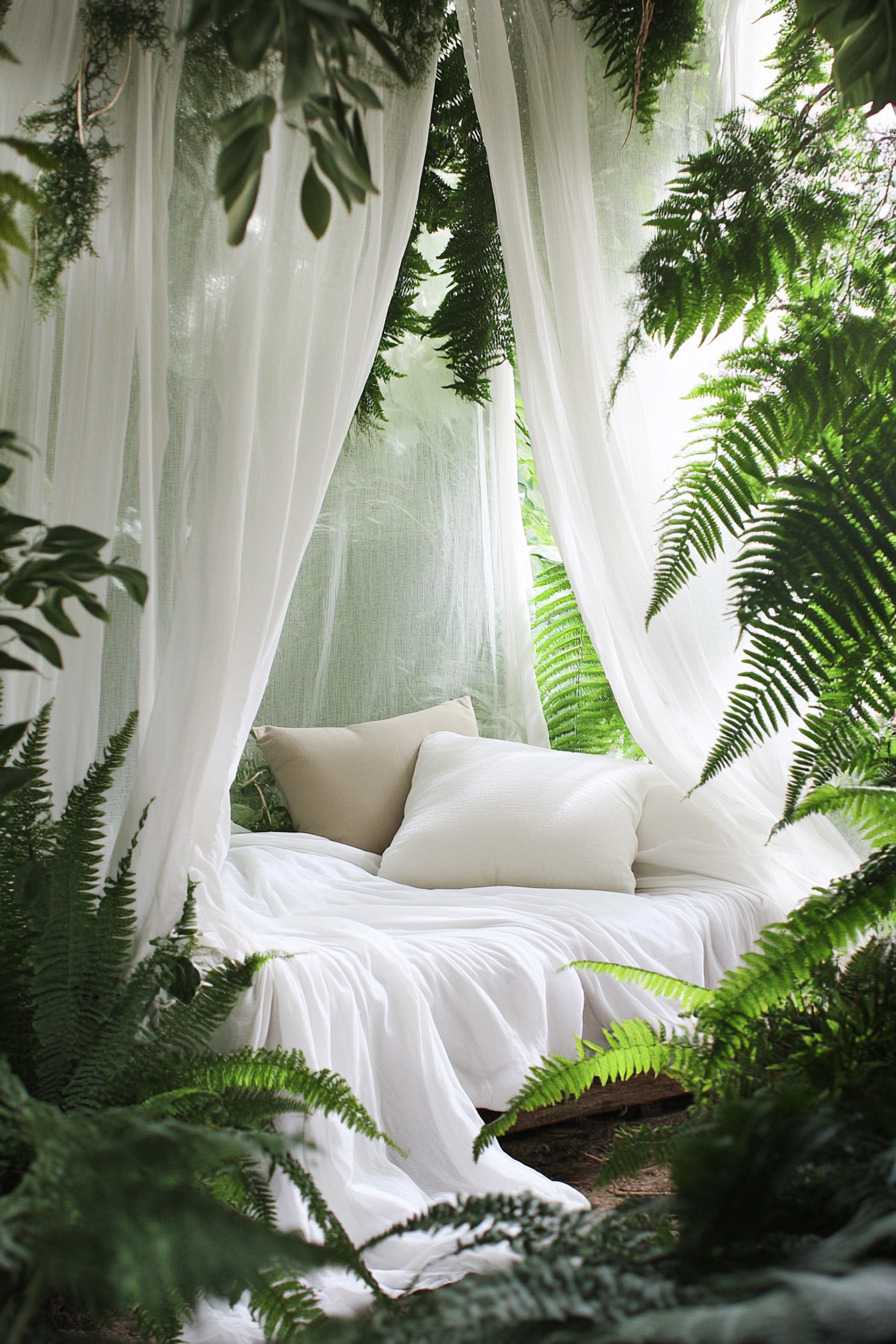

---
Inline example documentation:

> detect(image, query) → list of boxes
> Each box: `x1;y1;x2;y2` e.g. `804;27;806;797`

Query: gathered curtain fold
457;0;860;905
0;0;436;945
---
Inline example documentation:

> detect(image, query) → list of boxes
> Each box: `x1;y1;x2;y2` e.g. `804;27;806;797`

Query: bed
190;721;785;1328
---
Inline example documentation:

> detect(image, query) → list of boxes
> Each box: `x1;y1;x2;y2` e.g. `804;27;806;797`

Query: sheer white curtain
257;346;547;748
458;0;860;904
0;1;436;945
0;0;185;803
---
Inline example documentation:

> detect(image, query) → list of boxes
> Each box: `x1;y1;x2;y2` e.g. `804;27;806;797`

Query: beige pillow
252;698;479;855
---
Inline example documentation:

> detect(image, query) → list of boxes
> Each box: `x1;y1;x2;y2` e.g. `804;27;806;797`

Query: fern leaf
30;714;138;1104
474;1022;677;1159
532;561;643;757
567;961;713;1012
786;783;896;849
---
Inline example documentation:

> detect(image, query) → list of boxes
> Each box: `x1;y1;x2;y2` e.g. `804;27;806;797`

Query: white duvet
184;828;783;1331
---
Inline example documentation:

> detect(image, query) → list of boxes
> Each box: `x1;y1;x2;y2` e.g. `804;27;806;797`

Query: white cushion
378;732;652;892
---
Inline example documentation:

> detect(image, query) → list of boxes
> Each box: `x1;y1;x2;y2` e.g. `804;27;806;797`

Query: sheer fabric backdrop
457;0;860;905
0;1;437;944
257;348;547;748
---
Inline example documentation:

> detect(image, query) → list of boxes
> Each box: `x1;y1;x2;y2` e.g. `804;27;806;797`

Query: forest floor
497;1097;689;1210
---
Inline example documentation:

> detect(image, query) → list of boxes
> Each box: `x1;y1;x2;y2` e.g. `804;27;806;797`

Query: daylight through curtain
457;0;861;905
0;0;437;945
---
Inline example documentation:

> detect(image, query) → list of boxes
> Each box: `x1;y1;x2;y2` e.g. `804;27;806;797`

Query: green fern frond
786;783;896;849
568;0;704;131
533;561;643;757
30;714;138;1105
0;704;53;1086
697;846;896;1057
566;961;712;1013
138;1046;396;1150
140;954;268;1057
474;1022;677;1158
278;1150;381;1297
249;1267;322;1340
425;13;513;402
359;1191;571;1253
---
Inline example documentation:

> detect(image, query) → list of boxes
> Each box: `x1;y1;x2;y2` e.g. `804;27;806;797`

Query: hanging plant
183;0;413;244
22;0;169;314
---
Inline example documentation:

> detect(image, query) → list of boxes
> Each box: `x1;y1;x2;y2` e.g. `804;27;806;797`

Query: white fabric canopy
257;350;547;747
456;0;861;906
0;1;437;945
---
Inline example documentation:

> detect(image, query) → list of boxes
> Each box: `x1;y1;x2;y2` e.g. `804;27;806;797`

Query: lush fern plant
532;561;643;758
615;4;896;824
474;836;896;1152
0;707;391;1341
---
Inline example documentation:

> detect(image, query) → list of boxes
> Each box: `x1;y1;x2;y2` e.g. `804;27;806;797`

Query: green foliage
423;14;514;403
533;560;644;757
355;223;431;425
566;0;705;132
800;0;896;111
0;1063;337;1343
23;1;169;313
0;12;60;290
184;0;410;244
361;10;513;415
518;411;643;757
0;439;147;681
477;841;896;1145
0;709;392;1337
230;743;292;831
620;6;896;816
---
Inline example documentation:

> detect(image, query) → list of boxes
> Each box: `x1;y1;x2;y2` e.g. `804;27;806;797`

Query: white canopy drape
0;1;437;946
457;0;861;905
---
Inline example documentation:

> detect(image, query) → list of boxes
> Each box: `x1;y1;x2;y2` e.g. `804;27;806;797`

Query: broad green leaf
0;719;30;755
39;524;107;554
0;616;63;667
301;163;332;238
333;68;382;110
281;10;322;105
0;136;59;172
109;564;149;608
224;166;263;246
0;649;35;672
0;763;39;798
222;0;279;71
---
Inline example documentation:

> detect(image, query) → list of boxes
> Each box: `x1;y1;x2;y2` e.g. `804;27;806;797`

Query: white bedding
187;831;782;1328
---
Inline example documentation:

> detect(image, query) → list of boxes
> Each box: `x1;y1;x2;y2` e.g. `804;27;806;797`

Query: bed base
478;1071;689;1134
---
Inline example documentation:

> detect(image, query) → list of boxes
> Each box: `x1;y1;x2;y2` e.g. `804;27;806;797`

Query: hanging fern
619;4;896;817
566;0;705;132
23;0;169;313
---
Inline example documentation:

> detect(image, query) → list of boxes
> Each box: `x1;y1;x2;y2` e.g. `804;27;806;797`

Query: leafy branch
184;0;409;244
0;434;147;681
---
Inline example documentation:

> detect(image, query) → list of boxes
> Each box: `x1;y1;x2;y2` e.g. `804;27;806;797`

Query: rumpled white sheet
184;825;782;1331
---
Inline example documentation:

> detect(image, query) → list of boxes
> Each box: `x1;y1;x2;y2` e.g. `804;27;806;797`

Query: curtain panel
457;0;861;906
0;0;437;945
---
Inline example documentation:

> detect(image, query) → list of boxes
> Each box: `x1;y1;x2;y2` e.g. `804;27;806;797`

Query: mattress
184;830;781;1326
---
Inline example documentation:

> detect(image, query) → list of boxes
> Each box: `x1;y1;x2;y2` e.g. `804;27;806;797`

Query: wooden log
478;1071;689;1135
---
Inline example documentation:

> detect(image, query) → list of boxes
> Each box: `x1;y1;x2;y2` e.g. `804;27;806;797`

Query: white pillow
378;733;652;892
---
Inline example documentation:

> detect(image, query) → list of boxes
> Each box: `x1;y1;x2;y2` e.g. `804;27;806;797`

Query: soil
47;1299;144;1341
496;1094;689;1212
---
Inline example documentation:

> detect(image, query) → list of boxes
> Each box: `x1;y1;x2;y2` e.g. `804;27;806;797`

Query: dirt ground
497;1097;688;1212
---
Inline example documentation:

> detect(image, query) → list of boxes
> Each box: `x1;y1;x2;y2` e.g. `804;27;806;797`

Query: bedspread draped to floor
181;831;780;1336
